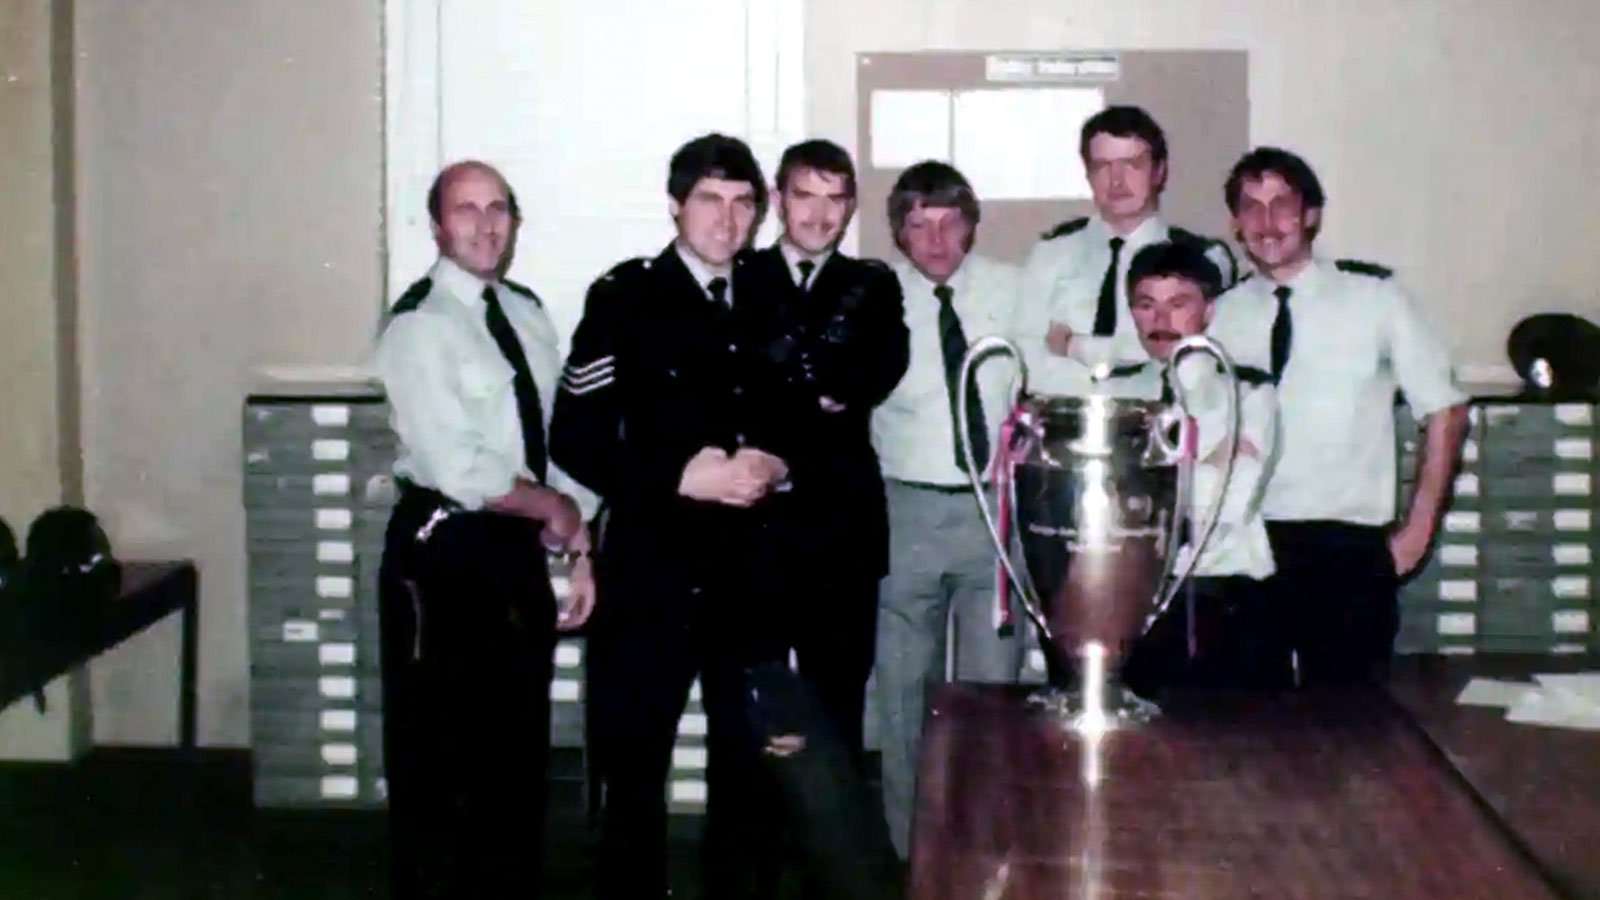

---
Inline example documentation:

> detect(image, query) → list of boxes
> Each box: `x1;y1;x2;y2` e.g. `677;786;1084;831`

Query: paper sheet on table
1533;672;1600;706
1505;680;1600;730
1455;678;1535;708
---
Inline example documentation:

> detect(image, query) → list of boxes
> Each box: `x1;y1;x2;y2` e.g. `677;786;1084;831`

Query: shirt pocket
458;360;513;400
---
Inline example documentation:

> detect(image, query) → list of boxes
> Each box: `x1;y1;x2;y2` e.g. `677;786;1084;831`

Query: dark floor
0;749;890;899
0;748;677;899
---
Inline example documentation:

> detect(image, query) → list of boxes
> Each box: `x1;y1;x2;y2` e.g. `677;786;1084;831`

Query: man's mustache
1147;330;1182;342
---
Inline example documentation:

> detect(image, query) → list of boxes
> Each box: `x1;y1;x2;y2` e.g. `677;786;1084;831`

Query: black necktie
481;285;548;481
1092;236;1125;336
707;275;729;308
796;260;815;291
936;285;990;471
1270;285;1293;379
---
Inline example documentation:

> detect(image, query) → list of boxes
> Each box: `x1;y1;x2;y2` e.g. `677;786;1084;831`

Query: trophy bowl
958;335;1238;732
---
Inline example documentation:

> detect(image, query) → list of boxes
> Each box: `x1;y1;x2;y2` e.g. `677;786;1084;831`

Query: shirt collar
778;240;834;286
432;255;494;307
898;252;973;304
1089;213;1165;246
673;241;731;299
1265;257;1323;295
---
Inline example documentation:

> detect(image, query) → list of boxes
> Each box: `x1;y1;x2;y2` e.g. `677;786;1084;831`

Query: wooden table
0;562;198;748
1389;654;1600;899
909;682;1563;899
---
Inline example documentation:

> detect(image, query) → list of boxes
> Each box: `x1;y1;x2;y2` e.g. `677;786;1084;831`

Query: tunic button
733;386;744;396
728;343;738;352
735;433;746;445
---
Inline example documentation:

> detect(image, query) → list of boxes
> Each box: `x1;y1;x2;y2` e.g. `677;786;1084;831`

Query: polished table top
910;680;1565;899
1388;654;1600;899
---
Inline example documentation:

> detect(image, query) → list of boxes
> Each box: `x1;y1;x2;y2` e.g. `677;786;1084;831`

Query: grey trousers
874;480;1023;858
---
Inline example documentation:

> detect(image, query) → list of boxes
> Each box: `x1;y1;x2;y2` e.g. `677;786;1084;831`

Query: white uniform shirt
872;253;1022;486
1102;357;1278;579
1016;215;1238;395
1207;259;1466;525
375;256;594;514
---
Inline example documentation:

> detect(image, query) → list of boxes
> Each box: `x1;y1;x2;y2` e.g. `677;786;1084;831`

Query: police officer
870;160;1024;859
549;133;792;899
1100;241;1287;693
1206;147;1469;685
740;138;909;763
1017;105;1238;394
374;160;596;898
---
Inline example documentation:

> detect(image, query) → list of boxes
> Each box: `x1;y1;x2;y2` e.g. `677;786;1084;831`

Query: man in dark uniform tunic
549;133;793;900
739;139;909;763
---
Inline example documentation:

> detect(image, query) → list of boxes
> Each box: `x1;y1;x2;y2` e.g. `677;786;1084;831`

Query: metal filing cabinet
245;383;396;808
1396;397;1599;655
244;386;599;810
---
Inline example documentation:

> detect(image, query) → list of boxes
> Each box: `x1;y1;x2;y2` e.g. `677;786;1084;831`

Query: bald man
375;160;596;898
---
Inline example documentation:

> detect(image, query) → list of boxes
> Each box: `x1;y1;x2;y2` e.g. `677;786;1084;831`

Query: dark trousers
1124;575;1292;697
1263;520;1399;686
378;489;555;900
586;577;788;900
785;573;879;765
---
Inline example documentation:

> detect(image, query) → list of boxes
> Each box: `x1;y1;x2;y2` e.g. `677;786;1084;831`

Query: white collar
1090;213;1166;247
778;240;834;286
673;241;731;298
432;256;494;307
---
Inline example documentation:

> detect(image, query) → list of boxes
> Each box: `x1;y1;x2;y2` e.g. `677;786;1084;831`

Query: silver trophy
958;335;1239;730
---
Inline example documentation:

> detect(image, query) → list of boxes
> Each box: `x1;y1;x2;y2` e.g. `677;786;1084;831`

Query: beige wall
0;0;93;761
75;0;383;746
0;0;72;525
809;0;1600;367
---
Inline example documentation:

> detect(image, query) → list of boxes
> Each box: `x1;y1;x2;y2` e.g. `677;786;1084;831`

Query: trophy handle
1152;334;1241;618
957;336;1053;640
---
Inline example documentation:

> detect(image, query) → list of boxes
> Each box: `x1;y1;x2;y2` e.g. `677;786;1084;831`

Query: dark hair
1224;146;1326;215
887;161;980;241
1126;241;1224;301
666;133;768;219
775;139;856;196
427;161;520;224
1079;105;1168;168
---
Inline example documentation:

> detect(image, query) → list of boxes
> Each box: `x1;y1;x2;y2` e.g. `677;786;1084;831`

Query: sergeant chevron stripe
561;355;616;394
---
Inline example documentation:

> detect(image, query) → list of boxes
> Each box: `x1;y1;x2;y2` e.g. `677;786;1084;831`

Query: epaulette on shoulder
502;277;543;307
1040;217;1089;241
390;277;433;315
1106;362;1149;379
1167;226;1210;247
601;256;652;282
859;257;893;273
1237;271;1255;284
1233;364;1277;387
1335;259;1394;279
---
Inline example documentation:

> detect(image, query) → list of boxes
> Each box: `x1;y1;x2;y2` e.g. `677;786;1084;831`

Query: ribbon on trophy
990;405;1039;636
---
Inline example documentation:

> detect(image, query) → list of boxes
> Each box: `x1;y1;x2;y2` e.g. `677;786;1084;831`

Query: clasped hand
679;446;790;507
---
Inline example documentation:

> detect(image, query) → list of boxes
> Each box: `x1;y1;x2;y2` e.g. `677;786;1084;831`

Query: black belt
396;478;463;512
894;479;977;495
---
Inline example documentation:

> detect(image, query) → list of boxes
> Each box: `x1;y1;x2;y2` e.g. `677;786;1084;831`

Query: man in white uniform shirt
1095;241;1288;694
1206;147;1469;686
870;160;1023;858
1017;105;1237;394
374;161;595;898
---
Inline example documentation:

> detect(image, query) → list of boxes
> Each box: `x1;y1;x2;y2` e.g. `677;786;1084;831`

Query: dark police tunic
550;242;792;899
740;244;908;760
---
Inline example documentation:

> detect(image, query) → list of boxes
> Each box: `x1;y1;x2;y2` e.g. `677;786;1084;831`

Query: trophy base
1025;685;1160;733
